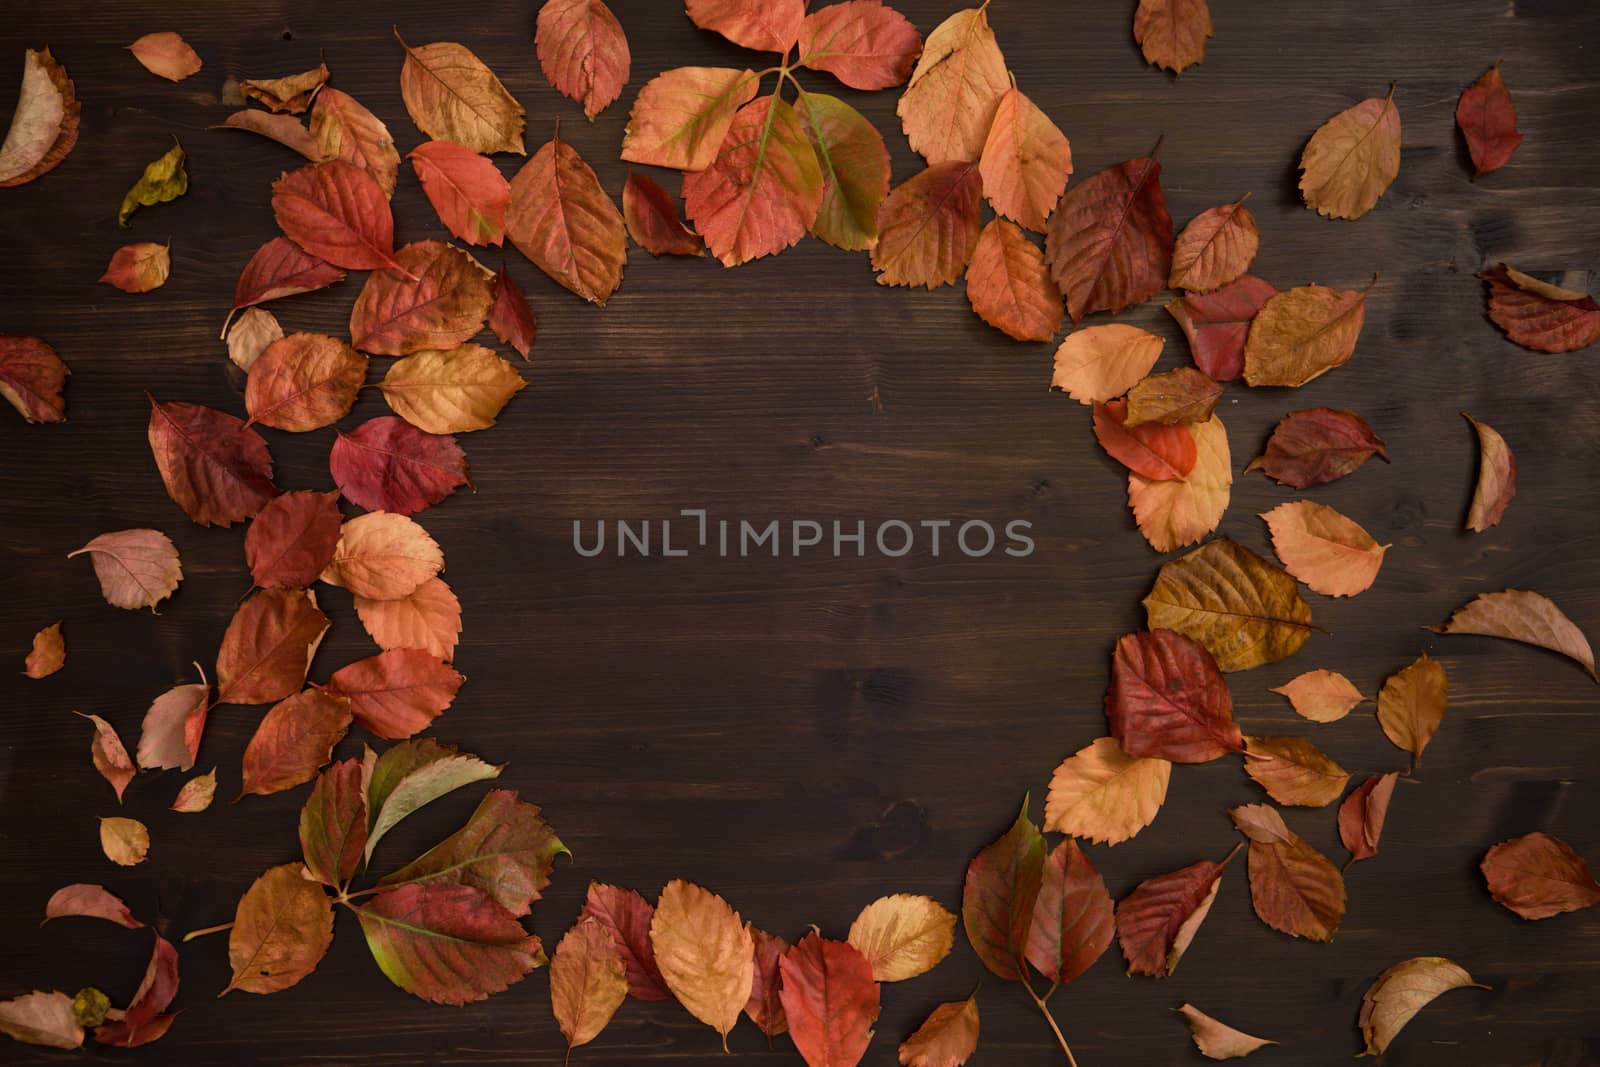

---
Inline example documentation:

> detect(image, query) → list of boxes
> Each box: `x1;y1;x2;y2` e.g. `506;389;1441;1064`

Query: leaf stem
1024;980;1079;1066
182;921;234;942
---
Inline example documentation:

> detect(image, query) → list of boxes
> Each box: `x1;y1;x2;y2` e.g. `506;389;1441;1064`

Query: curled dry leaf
1376;653;1448;765
1271;669;1364;722
873;161;982;288
148;398;279;527
847;893;955;983
68;529;182;611
623;171;704;256
508;135;628;299
355;576;462;661
650;880;754;1048
798;90;890;253
798;0;922;91
488;267;536;358
118;143;187;227
92;933;179;1047
1245;407;1387;488
620;66;759;172
965;218;1062;341
245;333;367;432
962;800;1044;980
779;932;880;1067
1481;831;1600;920
896;5;1008;165
171;769;217;813
326;647;464;739
978;87;1071;232
1167;274;1277;381
0;334;69;423
1169;198;1256;293
213;110;326;162
1143;537;1315;671
356;883;543;1004
245;489;343;590
0;48;80;188
1262;500;1389;597
1046;151;1173;323
44;883;142;928
76;712;135;802
1457;64;1521;177
1359;957;1487;1056
364;738;502;863
0;991;83;1049
350;240;493;356
397;33;524;155
100;242;171;293
746;926;789;1036
272;159;402;273
379;343;527;434
378;791;562;915
1480;264;1600;353
1051;323;1164;404
230;236;346;317
240;64;329;114
24;621;64;679
299;759;367;889
1176;1003;1275;1060
322;511;444;601
1093;398;1196;481
227;307;284;371
240;688;352;796
1125;367;1222;427
224;863;335;994
1243;283;1367;387
581;882;672;1001
1429;589;1596;683
409;140;508;246
1242;735;1351;807
1107;629;1241;763
136;676;210;771
331;416;469;516
1128;415;1231;553
1230;803;1345;941
1463;413;1516;532
550;918;628;1054
1300;88;1401;220
99;816;150;867
536;0;631;120
1134;0;1213;73
1114;845;1236;977
215;587;330;706
1044;737;1171;846
898;995;978;1067
1339;772;1399;865
310;88;400;197
1026;839;1115;984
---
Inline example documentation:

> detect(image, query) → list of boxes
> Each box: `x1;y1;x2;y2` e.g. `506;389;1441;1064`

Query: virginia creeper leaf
331;416;469;516
778;932;880;1067
363;738;502;862
846;894;955;983
1429;589;1596;683
620;66;759;171
536;0;631;120
1143;538;1315;671
299;759;368;889
961;799;1045;980
357;883;543;1004
223;863;334;994
1045;152;1173;322
1230;804;1345;941
872;161;981;287
1166;274;1277;381
965;218;1062;342
240;688;352;796
649;880;754;1047
215;588;329;706
1262;500;1389;597
395;34;525;155
507;134;627;301
1044;737;1171;846
896;6;1008;165
1244;407;1387;487
1025;839;1114;985
1299;88;1400;219
797;90;889;253
409;140;508;246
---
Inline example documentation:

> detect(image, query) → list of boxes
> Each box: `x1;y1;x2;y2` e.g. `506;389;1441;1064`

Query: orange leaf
1456;64;1521;177
488;267;537;358
135;676;210;771
76;712;134;801
1262;500;1389;597
99;242;170;293
326;648;463;740
508;134;627;300
1175;1003;1275;1060
1359;957;1487;1055
349;240;494;356
1242;283;1367;387
245;333;367;432
213;110;326;162
745;925;789;1034
623;171;704;257
99;816;149;867
1479;263;1600;353
978;87;1071;232
409;141;509;246
240;689;352;796
873;161;981;288
1242;735;1351;807
379;343;527;434
1376;653;1448;765
620;66;759;171
395;35;524;155
224;864;335;993
1045;737;1170;846
1169;197;1256;293
24;621;64;679
1165;274;1277;381
649;881;753;1047
687;0;805;53
1299;88;1400;220
1429;589;1596;682
964;218;1062;342
798;1;922;91
1143;538;1314;671
321;512;444;601
354;576;461;661
895;5;1008;165
1270;668;1364;723
271;159;404;273
215;588;330;706
1133;0;1213;73
778;932;880;1067
898;995;978;1067
1230;803;1345;941
550;919;627;1052
536;0;631;120
240;64;329;114
1128;415;1230;553
1093;398;1196;481
1050;323;1163;404
128;32;201;83
310;88;400;197
1481;832;1600;920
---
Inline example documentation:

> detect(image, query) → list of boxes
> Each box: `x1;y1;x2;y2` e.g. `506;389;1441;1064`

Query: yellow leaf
1051;323;1164;404
1128;415;1231;553
99;816;149;866
379;343;526;434
118;143;186;227
1299;87;1401;220
650;880;753;1048
846;894;955;982
321;512;444;601
1044;736;1170;845
1143;538;1315;671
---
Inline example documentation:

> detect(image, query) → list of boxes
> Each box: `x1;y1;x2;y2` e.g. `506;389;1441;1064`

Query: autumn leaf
962;799;1045;979
223;863;335;994
873;161;982;287
1125;367;1221;426
100;241;171;293
330;417;469;516
213;110;326;162
686;0;802;51
1114;845;1236;977
1106;629;1241;763
76;712;135;801
965;218;1063;342
396;33;524;155
357;883;544;1004
978;87;1072;232
245;490;343;590
1128;415;1231;553
135;675;210;771
100;816;150;867
1243;283;1367;387
363;738;502;862
488;267;536;357
1134;0;1213;73
90;934;178;1047
1144;537;1315;671
536;0;631;120
1242;735;1351;807
273;159;405;273
327;648;464;739
581;882;672;1001
623;171;703;256
148;398;280;527
1044;737;1171;846
1479;263;1600;353
1339;772;1398;865
621;66;760;171
1169;197;1256;293
1463;413;1516;532
245;333;367;432
1456;64;1521;177
779;932;881;1067
1045;151;1173;322
230;237;346;321
1299;88;1400;219
299;759;368;889
1376;653;1448;766
1093;399;1196;480
0;991;84;1050
649;880;754;1047
1176;1003;1275;1060
118;142;186;226
847;894;955;982
1429;589;1596;683
321;511;444;601
1245;407;1387;488
551;918;628;1054
410;141;508;246
506;136;628;302
798;90;890;253
240;64;329;113
171;769;217;813
1481;832;1600;920
896;5;1008;165
745;925;788;1034
898;995;978;1067
1359;957;1487;1056
1166;274;1277;381
1026;839;1114;984
1262;500;1389;597
350;240;493;356
216;587;330;705
380;343;527;434
1271;669;1364;722
380;790;565;916
310;88;400;197
355;576;462;661
1050;323;1163;404
0;335;69;423
227;307;284;370
1230;803;1345;941
24;621;64;679
43;884;142;928
798;1;922;91
240;688;352;796
0;48;79;189
69;528;182;611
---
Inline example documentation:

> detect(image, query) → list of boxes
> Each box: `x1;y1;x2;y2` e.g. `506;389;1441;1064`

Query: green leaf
797;91;890;252
363;739;501;863
118;143;187;227
961;796;1046;981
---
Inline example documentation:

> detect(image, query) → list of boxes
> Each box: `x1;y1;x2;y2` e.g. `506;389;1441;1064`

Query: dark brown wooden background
3;0;1599;1064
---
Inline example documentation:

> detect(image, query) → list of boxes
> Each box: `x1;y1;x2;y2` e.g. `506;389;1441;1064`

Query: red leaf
1106;629;1241;763
0;335;68;423
1230;804;1346;941
1115;845;1237;977
1338;772;1399;865
43;883;143;928
356;883;544;1004
488;268;537;358
216;587;331;706
349;240;494;356
231;236;346;313
1165;273;1277;381
536;0;631;120
745;926;789;1036
623;171;704;257
240;688;351;796
507;134;627;302
580;883;672;1002
1025;839;1114;985
778;932;880;1067
299;758;368;889
961;799;1045;980
147;398;279;527
272;159;404;273
797;1;922;91
326;648;464;740
245;489;343;589
409;140;509;246
330;416;469;516
244;332;368;432
92;935;178;1048
99;241;171;293
1456;64;1522;176
1480;263;1600;353
1093;399;1196;480
1045;151;1173;323
1245;407;1388;488
1481;831;1600;920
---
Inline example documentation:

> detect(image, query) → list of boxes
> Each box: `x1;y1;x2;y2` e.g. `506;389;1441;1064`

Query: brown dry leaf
506;134;626;302
1144;538;1315;671
1051;324;1164;404
622;171;703;257
213;110;326;162
1429;589;1596;683
1243;283;1367;387
1134;0;1213;73
1359;957;1487;1056
0;991;83;1050
68;529;182;611
1230;803;1345;941
1124;367;1222;427
354;576;461;661
1339;772;1398;865
1242;735;1351;807
896;5;1008;165
99;816;149;867
321;512;443;601
1481;831;1600;920
964;218;1062;342
380;343;526;434
216;587;330;706
649;880;753;1049
224;863;335;994
311;88;400;198
978;86;1071;232
1376;653;1448;765
846;893;955;982
396;33;524;155
1045;152;1173;322
241;64;329;114
1115;846;1236;977
244;333;367;432
24;621;64;678
76;712;135;802
136;676;211;771
871;160;981;288
349;240;494;356
1044;736;1171;846
1463;413;1516;532
1300;87;1401;219
1262;500;1389;597
1271;669;1364;722
898;995;979;1067
550;918;628;1054
1176;1003;1275;1060
0;48;80;189
1169;197;1256;293
129;32;201;82
227;307;284;371
1128;415;1230;554
171;769;217;813
240;689;352;797
99;242;171;294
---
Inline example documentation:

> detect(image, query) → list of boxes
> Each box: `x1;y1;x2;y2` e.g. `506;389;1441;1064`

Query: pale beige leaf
846;894;955;982
896;6;1008;165
0;991;83;1050
226;307;284;371
1360;957;1488;1056
1270;669;1364;722
99;816;149;866
1177;1003;1275;1060
1044;736;1170;846
1429;589;1596;683
1051;324;1164;404
1128;415;1231;553
321;512;444;601
1262;500;1389;597
650;880;754;1048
